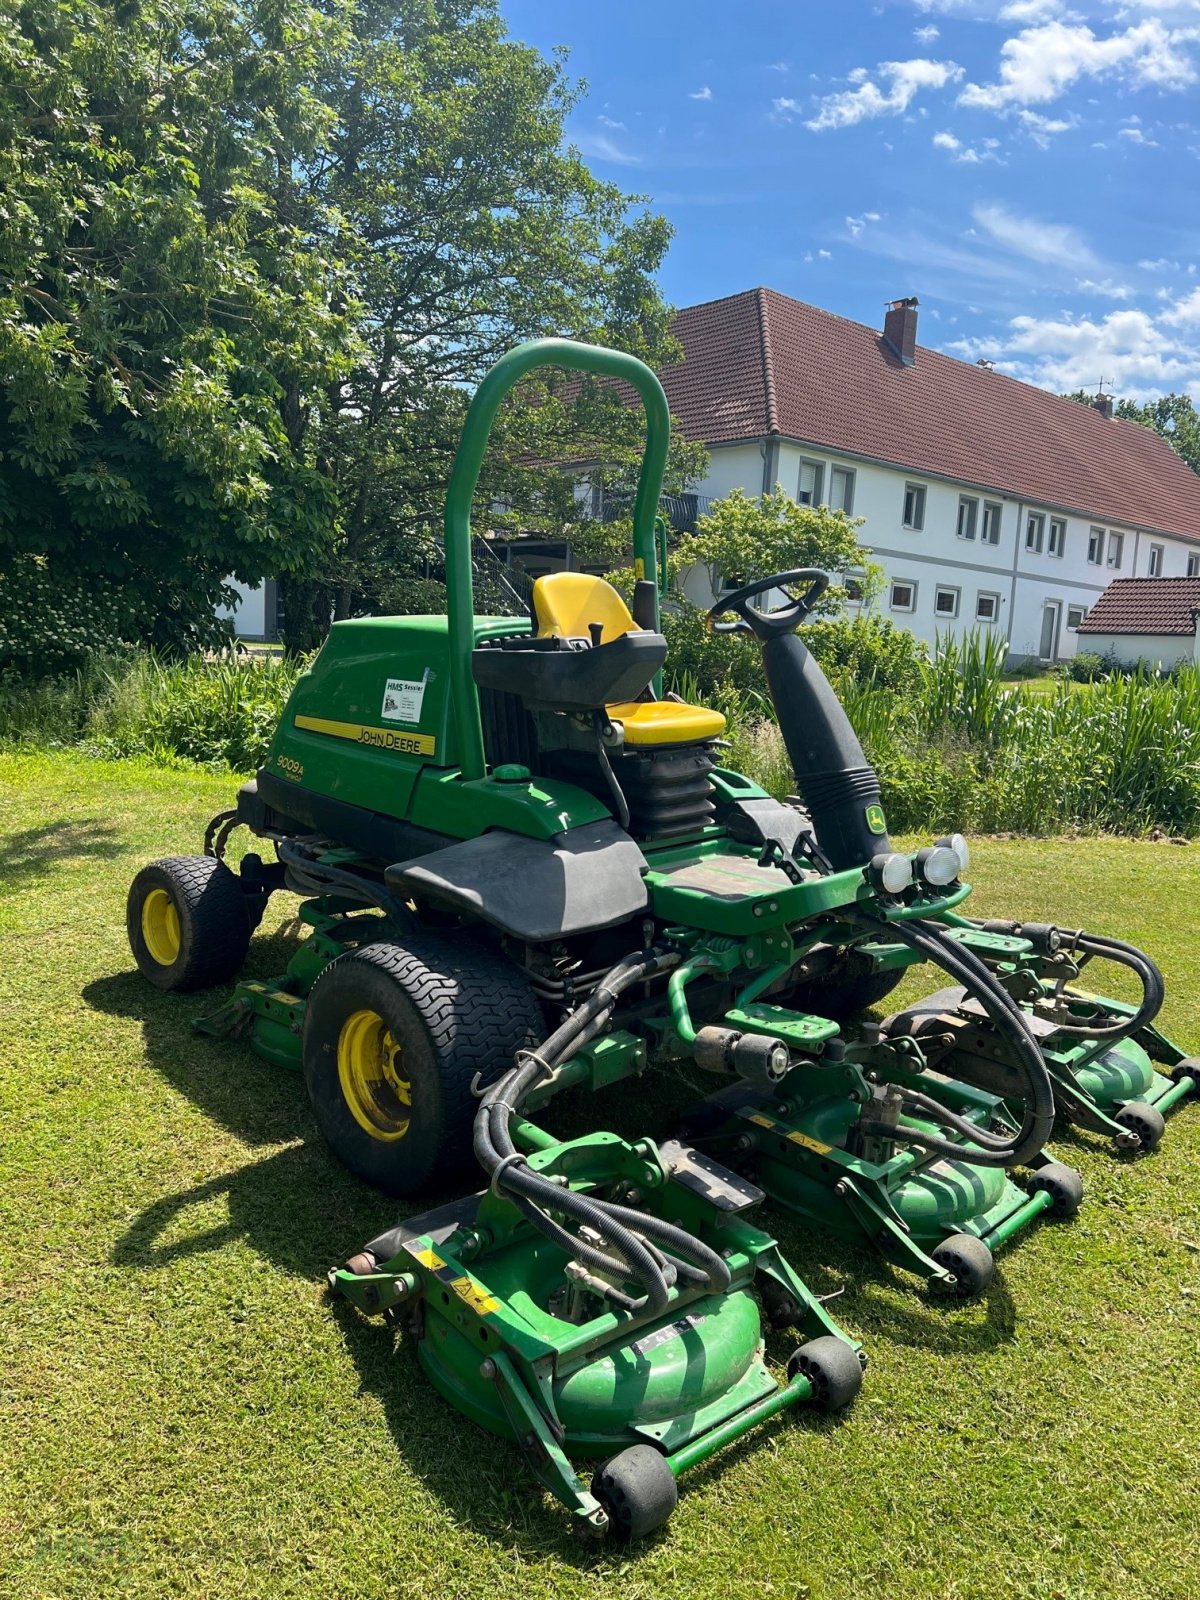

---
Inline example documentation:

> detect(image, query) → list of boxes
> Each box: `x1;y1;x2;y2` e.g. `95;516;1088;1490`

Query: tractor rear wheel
302;936;544;1197
127;856;252;992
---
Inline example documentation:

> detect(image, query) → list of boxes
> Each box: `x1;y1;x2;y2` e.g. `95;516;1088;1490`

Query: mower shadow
82;921;313;1148
2;815;123;895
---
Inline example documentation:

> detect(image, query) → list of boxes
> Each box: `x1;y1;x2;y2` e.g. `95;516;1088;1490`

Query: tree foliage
0;0;359;660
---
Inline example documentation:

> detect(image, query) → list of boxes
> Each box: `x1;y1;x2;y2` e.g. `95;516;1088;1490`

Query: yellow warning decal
748;1113;776;1130
451;1275;500;1316
410;1246;445;1270
788;1130;833;1155
294;714;436;757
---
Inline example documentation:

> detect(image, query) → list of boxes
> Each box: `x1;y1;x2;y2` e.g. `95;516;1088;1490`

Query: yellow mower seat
532;572;726;745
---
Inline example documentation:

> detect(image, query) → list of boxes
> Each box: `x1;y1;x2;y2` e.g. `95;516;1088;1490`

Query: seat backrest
533;573;637;644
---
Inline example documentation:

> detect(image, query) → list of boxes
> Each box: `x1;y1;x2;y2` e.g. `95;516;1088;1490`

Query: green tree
0;0;359;663
283;0;699;645
672;486;879;612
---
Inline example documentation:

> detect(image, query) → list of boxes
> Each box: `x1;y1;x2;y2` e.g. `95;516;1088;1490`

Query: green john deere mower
126;337;1190;1538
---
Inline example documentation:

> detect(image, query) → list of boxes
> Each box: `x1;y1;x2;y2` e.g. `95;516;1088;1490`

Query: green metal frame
443;338;672;779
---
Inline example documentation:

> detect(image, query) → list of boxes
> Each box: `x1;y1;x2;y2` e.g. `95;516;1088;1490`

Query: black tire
1115;1100;1165;1152
1170;1058;1200;1096
592;1445;678;1541
785;946;905;1021
302;936;543;1197
785;1335;864;1412
1028;1161;1084;1218
930;1232;994;1299
127;856;252;992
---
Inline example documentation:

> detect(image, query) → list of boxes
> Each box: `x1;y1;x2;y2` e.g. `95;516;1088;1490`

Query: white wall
217;580;268;639
686;438;1200;664
1077;631;1198;669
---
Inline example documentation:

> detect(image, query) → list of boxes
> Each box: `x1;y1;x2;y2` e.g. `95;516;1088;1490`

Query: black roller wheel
1170;1058;1200;1095
785;1335;863;1412
302;936;543;1197
591;1445;678;1541
1115;1100;1165;1152
127;856;252;992
1028;1161;1084;1218
785;946;905;1021
930;1232;994;1299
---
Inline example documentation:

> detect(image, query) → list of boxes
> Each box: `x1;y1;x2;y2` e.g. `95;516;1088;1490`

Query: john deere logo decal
866;803;887;834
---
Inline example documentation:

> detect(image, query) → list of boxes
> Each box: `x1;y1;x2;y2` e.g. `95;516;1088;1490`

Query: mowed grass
1;747;1199;1600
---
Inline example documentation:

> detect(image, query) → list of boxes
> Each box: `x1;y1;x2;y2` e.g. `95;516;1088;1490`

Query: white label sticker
381;672;429;725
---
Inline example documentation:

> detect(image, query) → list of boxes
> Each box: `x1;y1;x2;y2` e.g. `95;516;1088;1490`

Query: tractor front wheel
127;856;252;992
302;937;544;1197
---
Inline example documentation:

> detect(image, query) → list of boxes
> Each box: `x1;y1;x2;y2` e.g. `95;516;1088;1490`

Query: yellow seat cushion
533;572;637;643
607;701;726;746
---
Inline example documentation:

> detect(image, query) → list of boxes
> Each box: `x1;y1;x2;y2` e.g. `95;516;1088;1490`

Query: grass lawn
2;747;1198;1600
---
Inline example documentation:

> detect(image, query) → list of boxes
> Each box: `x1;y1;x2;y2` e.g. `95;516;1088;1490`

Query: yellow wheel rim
141;887;182;967
337;1009;411;1142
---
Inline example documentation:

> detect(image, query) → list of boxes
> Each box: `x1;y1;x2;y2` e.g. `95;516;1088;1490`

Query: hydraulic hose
850;912;1056;1168
276;838;415;926
967;917;1165;1041
473;947;733;1317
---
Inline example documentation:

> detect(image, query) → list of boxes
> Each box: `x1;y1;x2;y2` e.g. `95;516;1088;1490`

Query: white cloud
973;201;1099;269
1139;257;1180;271
1120;124;1160;145
845;210;882;236
1018;109;1074;146
689;85;713;101
767;60;789;72
959;19;1199;112
772;96;802;121
915;24;940;42
598;114;626;130
998;0;1063;21
818;248;833;259
1077;277;1134;298
933;129;1002;161
1161;286;1200;324
947;305;1200;401
805;58;964;131
574;131;640;166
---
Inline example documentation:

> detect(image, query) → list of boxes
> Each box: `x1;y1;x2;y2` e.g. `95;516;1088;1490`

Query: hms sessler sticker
381;669;429;724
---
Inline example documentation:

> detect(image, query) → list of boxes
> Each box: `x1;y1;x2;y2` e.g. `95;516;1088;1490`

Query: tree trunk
278;573;331;655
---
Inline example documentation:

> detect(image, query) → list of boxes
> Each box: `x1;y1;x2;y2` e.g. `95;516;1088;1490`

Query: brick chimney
1094;392;1114;419
883;296;919;366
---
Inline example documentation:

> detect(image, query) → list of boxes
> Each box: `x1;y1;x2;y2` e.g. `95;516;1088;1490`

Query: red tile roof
1076;577;1200;636
658;287;1200;544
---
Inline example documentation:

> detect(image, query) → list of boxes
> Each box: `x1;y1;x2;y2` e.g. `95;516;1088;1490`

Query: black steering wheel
705;568;831;640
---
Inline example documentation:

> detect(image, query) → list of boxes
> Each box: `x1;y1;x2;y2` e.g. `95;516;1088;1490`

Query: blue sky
503;0;1200;400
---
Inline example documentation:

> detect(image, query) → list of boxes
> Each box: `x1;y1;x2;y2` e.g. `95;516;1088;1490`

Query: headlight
936;833;970;875
869;852;914;895
916;845;961;887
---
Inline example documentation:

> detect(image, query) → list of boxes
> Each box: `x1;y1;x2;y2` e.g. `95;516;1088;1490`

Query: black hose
961;917;1164;1040
474;948;706;1316
852;912;1056;1168
276;838;415;926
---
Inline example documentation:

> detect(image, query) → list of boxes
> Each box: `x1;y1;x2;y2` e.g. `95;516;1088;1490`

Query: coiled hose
474;948;733;1317
849;912;1057;1168
972;918;1164;1041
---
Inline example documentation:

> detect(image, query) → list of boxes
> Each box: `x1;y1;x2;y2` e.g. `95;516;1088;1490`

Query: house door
1039;600;1061;662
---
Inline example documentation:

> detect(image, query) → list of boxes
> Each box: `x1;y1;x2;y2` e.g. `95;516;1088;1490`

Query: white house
1074;576;1200;669
657;289;1200;663
219;578;279;641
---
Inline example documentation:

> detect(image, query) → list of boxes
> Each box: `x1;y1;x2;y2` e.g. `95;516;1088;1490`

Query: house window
902;483;926;530
1088;527;1105;565
1148;543;1164;576
830;465;855;514
981;502;1002;545
975;592;1000;623
1048;518;1066;558
1189;553;1200;577
956;496;978;541
1107;531;1124;569
889;579;917;614
934;586;960;619
843;568;865;604
1025;512;1045;555
797;459;824;506
1067;604;1087;629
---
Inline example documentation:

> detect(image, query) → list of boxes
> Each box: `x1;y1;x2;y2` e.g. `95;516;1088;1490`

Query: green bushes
0;652;305;771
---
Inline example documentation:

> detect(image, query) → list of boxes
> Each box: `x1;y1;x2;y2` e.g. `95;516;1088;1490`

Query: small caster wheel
930;1233;994;1299
1170;1059;1200;1096
786;1335;863;1412
1028;1161;1084;1219
1114;1100;1166;1152
591;1446;678;1541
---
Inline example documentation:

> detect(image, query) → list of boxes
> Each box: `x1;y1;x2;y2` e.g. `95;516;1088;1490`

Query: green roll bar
443;338;672;781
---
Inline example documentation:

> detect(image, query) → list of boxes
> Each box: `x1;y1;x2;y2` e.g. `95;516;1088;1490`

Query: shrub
1068;651;1105;682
